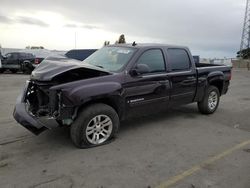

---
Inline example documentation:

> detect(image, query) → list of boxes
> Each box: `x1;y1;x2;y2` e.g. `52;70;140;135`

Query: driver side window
136;49;165;74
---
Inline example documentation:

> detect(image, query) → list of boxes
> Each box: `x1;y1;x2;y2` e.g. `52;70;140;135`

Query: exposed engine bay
26;81;58;117
26;67;110;125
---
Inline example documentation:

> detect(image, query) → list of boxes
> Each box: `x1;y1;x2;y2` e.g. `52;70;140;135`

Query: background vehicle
13;44;232;148
0;52;41;74
65;49;97;61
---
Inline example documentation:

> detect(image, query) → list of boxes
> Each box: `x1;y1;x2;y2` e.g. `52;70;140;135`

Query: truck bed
196;63;231;76
195;63;230;68
196;63;231;77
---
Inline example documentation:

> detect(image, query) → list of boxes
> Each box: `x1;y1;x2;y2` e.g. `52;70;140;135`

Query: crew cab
13;44;232;148
0;52;41;74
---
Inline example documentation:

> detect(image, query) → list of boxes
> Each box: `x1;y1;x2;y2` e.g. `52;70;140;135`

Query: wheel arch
77;96;124;120
209;80;224;95
22;60;31;67
207;71;225;95
56;80;124;117
21;60;32;71
197;72;224;102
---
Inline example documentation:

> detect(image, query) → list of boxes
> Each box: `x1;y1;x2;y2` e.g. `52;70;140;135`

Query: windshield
83;47;136;72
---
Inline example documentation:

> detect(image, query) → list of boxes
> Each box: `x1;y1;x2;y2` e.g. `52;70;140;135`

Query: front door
123;49;170;117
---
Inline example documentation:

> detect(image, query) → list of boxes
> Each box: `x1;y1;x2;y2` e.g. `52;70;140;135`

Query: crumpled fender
52;81;122;105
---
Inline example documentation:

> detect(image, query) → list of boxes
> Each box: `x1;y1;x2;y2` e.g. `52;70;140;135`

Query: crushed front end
13;57;111;135
13;80;75;135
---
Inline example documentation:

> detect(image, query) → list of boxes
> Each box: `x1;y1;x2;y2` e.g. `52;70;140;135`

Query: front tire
198;86;220;114
70;103;119;148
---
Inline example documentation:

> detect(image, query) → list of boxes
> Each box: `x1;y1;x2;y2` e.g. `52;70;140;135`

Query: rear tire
70;103;119;148
198;86;220;114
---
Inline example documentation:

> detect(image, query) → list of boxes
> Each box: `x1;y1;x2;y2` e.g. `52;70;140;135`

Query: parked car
0;52;42;74
65;49;97;61
13;44;232;148
19;48;57;67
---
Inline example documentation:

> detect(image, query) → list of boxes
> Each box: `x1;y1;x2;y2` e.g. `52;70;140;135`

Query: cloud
0;15;12;23
0;0;246;57
81;24;99;30
0;12;49;27
64;23;99;29
16;16;49;27
64;23;78;28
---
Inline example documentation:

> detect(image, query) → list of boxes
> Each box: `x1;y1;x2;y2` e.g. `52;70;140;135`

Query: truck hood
30;56;110;81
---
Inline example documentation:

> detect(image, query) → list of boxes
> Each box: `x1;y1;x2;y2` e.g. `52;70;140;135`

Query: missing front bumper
13;81;59;135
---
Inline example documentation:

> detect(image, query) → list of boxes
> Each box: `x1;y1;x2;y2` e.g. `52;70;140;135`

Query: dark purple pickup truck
13;43;232;148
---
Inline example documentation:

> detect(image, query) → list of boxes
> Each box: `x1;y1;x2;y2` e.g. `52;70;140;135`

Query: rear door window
167;49;191;71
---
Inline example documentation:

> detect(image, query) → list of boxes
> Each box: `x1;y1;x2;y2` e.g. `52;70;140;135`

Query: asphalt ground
0;69;250;188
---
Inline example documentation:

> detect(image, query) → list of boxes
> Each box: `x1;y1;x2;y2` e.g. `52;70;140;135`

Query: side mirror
130;64;150;76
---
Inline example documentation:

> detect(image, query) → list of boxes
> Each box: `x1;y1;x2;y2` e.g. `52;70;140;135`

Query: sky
0;0;246;58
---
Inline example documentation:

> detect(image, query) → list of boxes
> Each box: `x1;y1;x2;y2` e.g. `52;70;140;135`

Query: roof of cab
109;43;188;49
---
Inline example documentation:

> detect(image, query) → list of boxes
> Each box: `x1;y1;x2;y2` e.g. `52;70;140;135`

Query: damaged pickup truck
13;44;232;148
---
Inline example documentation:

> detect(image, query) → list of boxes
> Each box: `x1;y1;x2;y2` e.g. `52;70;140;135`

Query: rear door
166;48;197;105
124;48;171;116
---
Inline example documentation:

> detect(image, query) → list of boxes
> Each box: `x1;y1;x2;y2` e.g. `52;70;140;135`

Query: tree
237;48;250;70
237;48;250;59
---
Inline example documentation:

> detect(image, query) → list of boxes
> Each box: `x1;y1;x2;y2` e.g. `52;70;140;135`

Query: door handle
186;76;196;80
158;80;170;88
182;80;195;83
159;80;169;84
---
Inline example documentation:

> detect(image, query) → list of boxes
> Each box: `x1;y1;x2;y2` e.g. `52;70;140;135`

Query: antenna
240;0;250;52
132;41;137;46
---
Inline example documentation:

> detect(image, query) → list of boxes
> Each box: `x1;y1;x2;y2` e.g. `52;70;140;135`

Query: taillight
35;58;39;64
